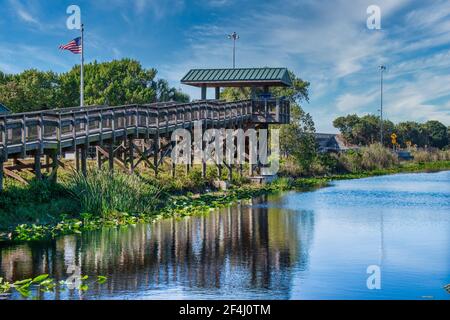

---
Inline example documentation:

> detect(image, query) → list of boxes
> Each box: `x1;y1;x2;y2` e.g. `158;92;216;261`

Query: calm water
1;171;449;300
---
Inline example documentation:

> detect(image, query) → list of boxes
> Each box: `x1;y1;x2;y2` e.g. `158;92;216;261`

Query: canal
1;171;449;300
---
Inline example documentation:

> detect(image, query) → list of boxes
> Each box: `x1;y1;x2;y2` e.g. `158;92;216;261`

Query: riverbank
1;160;449;243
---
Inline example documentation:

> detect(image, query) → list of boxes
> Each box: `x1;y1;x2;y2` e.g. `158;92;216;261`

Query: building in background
0;103;11;115
315;133;358;153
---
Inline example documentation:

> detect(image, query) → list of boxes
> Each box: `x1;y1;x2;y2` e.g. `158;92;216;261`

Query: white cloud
336;92;378;113
8;0;40;26
99;0;185;18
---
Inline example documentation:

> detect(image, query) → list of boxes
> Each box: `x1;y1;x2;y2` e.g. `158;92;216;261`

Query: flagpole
80;23;85;107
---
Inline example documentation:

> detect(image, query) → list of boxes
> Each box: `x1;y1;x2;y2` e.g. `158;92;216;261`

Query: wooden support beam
0;156;4;192
75;147;80;172
202;161;206;179
227;164;232;181
201;86;207;100
34;151;42;181
215;87;220;100
6;162;53;172
13;158;28;172
171;161;176;178
4;167;29;185
133;145;154;170
81;146;87;176
129;138;135;174
45;155;50;173
153;135;160;177
96;145;128;172
109;144;114;172
50;149;58;183
97;146;103;169
217;164;222;179
58;160;65;169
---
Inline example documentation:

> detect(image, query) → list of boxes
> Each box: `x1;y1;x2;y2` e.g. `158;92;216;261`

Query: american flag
59;37;82;54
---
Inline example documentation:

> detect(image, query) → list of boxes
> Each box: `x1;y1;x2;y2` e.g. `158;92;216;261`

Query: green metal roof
0;103;10;114
181;68;293;87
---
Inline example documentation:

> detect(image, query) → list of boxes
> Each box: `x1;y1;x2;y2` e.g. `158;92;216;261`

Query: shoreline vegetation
1;145;449;243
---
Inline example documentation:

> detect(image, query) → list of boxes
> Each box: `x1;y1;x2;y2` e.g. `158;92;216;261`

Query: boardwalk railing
0;98;289;159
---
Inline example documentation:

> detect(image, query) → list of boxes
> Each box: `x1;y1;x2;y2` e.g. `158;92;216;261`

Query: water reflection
0;196;315;300
2;171;448;300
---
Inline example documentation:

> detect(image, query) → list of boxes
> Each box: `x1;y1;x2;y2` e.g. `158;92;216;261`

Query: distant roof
0;103;10;114
181;68;293;87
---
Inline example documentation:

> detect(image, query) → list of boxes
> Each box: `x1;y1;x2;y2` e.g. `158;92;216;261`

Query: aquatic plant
0;274;107;299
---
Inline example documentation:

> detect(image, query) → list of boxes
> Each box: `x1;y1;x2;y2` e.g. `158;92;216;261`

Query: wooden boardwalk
0;98;290;189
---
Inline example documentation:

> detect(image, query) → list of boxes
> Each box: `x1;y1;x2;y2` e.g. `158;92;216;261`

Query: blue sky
1;0;449;132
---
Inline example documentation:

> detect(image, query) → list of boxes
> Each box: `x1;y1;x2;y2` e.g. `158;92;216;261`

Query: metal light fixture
227;32;240;69
379;65;386;145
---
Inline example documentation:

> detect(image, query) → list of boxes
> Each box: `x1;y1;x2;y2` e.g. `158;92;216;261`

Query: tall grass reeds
67;168;162;218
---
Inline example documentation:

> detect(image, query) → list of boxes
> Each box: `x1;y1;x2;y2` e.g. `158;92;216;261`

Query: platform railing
251;98;290;124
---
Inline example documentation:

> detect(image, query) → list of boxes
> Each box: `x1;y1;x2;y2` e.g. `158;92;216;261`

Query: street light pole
227;32;239;68
379;65;386;145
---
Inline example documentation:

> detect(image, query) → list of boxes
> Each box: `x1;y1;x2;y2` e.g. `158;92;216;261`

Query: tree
0;59;190;112
333;114;361;144
60;59;158;107
334;115;449;149
395;121;428;147
423;120;448;148
281;105;317;172
333;114;394;147
153;79;189;103
0;69;60;113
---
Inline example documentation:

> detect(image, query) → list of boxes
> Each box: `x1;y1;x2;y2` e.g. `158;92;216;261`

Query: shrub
412;149;450;163
0;179;78;230
334;144;398;173
360;143;398;171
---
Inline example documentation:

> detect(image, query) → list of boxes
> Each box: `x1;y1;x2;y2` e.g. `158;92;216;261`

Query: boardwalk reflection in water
0;195;315;300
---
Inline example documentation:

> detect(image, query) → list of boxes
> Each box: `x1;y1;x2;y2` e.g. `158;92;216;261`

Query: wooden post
215;87;220;100
171;161;176;178
21;115;26;158
34;150;42;181
109;144;114;172
75;147;80;172
72;112;77;150
97;147;103;169
201;86;207;100
202;161;206;179
153;134;160;177
45;155;50;173
217;164;222;179
129;138;135;174
81;145;87;176
50;149;58;183
227;164;232;181
0;156;4;192
276;99;280;123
